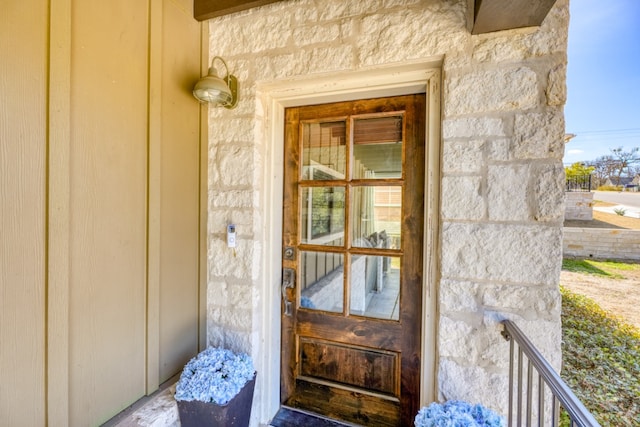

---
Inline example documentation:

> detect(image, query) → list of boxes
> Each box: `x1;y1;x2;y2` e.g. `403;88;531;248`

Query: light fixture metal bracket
224;73;238;109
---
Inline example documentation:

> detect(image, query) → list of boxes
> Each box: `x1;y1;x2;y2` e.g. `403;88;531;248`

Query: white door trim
255;58;442;424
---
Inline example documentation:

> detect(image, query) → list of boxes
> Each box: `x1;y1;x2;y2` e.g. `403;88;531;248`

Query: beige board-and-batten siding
563;228;640;260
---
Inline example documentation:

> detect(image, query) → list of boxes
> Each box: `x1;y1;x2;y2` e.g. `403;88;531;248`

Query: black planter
177;376;256;427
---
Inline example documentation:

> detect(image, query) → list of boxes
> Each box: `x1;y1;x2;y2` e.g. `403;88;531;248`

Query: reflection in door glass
351;186;401;249
301;187;345;246
350;255;400;320
301;121;346;180
299;251;344;313
353;116;402;179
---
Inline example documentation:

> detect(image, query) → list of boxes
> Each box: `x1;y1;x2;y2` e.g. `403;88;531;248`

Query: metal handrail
501;320;601;427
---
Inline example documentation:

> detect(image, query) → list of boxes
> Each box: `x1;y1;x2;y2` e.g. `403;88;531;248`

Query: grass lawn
561;279;640;426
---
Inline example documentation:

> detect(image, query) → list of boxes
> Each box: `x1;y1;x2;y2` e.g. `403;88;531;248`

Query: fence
565;175;591;192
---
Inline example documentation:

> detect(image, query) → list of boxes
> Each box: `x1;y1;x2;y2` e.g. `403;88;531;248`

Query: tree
609;146;639;185
585;148;639;187
586;155;616;188
564;162;594;178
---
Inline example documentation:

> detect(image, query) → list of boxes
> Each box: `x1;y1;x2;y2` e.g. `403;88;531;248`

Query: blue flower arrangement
415;401;505;427
175;347;255;405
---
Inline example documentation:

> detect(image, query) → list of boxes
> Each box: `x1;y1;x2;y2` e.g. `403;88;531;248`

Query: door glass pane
301;121;346;180
301;186;345;246
300;251;344;313
351;186;401;249
350;255;400;320
353;116;402;179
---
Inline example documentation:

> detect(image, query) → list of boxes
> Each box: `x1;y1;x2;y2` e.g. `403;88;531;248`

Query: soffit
472;0;558;34
193;0;558;34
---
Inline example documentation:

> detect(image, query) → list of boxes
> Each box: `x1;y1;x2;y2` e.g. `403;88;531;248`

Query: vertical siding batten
47;0;72;424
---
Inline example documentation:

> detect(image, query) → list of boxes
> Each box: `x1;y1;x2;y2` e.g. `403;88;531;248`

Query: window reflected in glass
301;121;346;180
351;186;401;249
300;186;345;246
353;116;402;179
350;255;400;320
299;251;344;313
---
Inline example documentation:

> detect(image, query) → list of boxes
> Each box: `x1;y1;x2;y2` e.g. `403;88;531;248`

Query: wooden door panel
297;311;402;349
282;94;426;426
288;380;401;427
299;338;399;395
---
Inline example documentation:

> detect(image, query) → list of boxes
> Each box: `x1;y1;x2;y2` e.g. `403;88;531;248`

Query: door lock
281;268;295;316
283;246;295;261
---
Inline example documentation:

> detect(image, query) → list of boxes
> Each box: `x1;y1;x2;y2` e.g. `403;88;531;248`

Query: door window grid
299;114;404;320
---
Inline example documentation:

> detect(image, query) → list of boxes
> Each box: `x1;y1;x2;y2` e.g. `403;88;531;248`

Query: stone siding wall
565;192;594;220
204;0;568;421
564;228;640;260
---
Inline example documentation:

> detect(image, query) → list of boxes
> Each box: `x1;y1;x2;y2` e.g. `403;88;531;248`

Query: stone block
302;45;354;73
358;6;468;66
217;146;254;186
442;139;484;172
473;33;529;63
439;279;481;313
546;63;566;106
438;317;479;360
482;285;561;319
254;52;299;78
445;67;538;116
533;163;565;222
293;2;319;23
210;190;253;209
487;164;530;221
442;117;506;139
209;306;252;330
209;239;254;278
209;118;254;143
207;327;252;355
243;14;292;52
441;175;485;220
318;0;382;20
441;223;562;285
487;138;511;162
292;23;340;47
512;111;564;160
438;359;509;414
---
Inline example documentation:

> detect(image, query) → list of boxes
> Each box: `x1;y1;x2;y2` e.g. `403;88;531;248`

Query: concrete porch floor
102;384;180;427
102;389;353;427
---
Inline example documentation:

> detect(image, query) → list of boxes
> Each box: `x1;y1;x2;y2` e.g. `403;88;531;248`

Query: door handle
281;268;295;316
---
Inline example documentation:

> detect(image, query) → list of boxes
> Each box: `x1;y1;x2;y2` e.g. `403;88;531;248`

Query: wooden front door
281;94;426;426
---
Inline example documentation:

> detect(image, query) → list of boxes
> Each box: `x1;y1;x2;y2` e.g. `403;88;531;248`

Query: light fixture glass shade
192;56;238;108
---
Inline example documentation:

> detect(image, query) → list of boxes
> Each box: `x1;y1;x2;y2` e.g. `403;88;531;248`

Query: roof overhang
193;0;558;34
471;0;558;34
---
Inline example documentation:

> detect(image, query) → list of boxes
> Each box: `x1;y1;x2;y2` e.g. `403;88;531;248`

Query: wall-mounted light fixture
193;56;238;108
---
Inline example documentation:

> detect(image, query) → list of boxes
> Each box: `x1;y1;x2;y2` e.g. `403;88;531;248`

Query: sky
563;0;640;165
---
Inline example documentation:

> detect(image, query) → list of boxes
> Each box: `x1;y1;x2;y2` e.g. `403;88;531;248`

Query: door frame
256;59;443;424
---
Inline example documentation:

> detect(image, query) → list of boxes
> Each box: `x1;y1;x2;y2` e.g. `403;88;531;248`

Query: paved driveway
593;191;640;218
593;191;640;208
